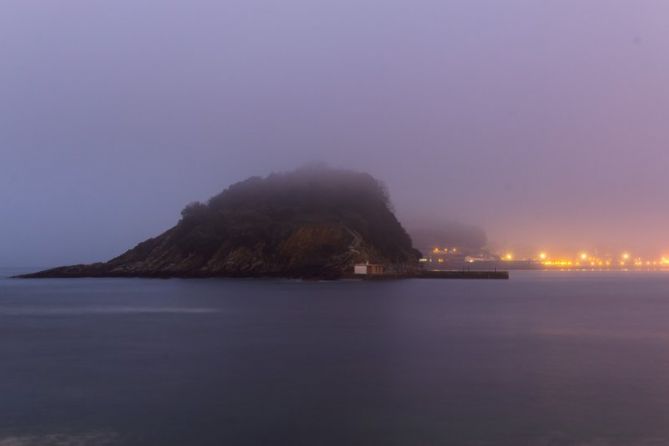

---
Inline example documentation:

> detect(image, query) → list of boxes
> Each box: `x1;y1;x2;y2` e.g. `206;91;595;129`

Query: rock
18;166;422;279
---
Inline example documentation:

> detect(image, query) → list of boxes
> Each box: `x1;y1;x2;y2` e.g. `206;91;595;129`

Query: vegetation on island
20;166;421;279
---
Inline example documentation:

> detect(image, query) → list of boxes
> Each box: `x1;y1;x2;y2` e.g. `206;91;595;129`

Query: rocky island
18;166;423;279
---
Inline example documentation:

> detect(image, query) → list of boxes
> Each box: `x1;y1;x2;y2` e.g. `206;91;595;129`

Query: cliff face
21;166;421;279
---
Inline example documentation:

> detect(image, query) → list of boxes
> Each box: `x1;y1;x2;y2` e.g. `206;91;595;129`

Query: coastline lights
429;246;669;270
432;247;453;254
533;251;669;270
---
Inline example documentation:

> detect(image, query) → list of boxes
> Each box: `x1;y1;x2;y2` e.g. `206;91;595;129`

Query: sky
2;0;669;266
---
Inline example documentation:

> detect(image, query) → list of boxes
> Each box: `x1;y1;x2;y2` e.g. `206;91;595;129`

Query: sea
1;268;669;446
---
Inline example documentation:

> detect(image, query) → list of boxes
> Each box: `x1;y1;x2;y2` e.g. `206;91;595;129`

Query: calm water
1;269;669;446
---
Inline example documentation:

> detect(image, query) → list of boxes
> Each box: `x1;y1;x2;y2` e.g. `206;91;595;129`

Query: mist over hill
20;166;421;279
406;220;488;254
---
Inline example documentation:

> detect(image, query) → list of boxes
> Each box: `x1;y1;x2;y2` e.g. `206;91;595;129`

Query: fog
2;0;669;266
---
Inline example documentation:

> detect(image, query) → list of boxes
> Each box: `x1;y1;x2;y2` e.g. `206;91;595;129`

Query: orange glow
531;251;669;270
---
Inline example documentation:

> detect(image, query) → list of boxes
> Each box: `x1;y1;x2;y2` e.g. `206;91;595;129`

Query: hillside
19;166;421;279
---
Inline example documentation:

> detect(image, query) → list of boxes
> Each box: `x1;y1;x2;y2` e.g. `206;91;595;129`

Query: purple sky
2;0;669;266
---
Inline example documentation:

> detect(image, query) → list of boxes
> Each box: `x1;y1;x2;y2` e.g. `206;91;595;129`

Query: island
18;166;425;279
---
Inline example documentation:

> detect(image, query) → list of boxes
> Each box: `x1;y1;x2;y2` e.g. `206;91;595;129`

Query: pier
353;270;509;280
418;270;509;280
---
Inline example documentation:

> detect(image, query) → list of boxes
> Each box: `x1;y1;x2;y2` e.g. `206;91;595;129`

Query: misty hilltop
20;166;421;279
408;221;488;254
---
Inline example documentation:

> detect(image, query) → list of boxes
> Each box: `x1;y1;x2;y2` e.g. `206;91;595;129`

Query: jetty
353;270;509;280
417;270;509;280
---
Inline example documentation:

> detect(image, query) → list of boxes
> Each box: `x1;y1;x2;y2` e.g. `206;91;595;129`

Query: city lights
425;247;669;271
533;250;669;270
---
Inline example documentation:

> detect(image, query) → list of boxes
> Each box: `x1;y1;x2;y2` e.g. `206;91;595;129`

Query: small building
354;263;385;275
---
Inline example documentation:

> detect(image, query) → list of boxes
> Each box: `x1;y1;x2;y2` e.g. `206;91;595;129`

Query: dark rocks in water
20;166;421;279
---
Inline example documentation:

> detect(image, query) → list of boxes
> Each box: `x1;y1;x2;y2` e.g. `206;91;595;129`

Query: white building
354;264;384;275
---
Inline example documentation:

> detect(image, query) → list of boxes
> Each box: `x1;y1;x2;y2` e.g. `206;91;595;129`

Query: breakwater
355;270;509;280
418;270;509;279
